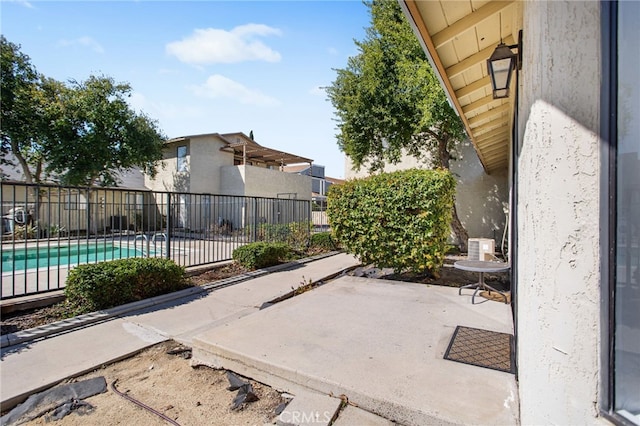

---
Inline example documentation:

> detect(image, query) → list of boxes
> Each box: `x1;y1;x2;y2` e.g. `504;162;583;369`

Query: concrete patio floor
192;275;519;426
2;253;519;425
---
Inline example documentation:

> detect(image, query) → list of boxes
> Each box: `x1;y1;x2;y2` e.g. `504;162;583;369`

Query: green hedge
327;168;455;274
232;242;292;269
64;257;188;314
309;232;338;251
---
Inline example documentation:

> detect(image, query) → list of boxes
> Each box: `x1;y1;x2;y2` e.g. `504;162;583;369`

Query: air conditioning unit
468;238;495;261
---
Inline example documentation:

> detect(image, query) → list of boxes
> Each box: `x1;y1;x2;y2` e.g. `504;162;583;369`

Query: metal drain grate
443;326;514;374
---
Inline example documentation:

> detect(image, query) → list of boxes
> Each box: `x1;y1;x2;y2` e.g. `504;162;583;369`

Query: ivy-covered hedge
327;168;455;273
65;257;188;315
232;242;292;269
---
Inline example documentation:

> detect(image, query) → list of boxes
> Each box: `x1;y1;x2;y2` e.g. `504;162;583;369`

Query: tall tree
1;37;165;187
0;35;48;182
327;0;469;251
44;75;166;187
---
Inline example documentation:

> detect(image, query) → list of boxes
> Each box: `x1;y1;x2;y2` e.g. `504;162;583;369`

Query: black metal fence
1;182;319;300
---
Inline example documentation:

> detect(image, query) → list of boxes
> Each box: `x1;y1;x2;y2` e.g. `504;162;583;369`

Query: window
177;145;188;172
603;1;640;424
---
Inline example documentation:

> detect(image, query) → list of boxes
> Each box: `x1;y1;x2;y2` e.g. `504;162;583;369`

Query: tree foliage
45;75;166;186
1;35;44;181
326;0;469;250
327;0;465;172
0;36;165;186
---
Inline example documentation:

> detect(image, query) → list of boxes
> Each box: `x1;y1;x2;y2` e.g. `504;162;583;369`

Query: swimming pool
2;243;150;273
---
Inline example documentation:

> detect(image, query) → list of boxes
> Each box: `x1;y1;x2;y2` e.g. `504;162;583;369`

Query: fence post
86;188;91;239
252;197;257;242
307;200;312;238
166;193;171;259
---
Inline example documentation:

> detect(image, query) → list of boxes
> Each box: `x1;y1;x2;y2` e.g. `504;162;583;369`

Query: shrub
232;242;292;269
309;232;338;251
65;257;188;315
254;221;311;251
327;168;455;274
13;222;39;240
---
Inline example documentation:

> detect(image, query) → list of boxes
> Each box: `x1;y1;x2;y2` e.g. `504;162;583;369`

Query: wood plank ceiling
401;0;523;174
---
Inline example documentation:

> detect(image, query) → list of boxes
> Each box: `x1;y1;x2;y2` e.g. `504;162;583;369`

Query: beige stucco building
400;1;639;425
145;132;313;200
142;132;314;233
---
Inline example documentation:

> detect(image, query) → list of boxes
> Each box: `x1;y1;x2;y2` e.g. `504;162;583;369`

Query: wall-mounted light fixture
486;31;522;99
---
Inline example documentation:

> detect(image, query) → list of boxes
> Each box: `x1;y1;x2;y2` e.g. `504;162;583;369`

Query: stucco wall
220;165;312;200
345;140;508;245
516;2;607;424
144;135;234;194
190;136;233;194
145;140;191;193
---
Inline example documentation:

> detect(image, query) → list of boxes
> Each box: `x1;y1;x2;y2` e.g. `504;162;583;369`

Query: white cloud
189;74;280;106
231;23;280;38
166;24;282;65
327;47;338;55
57;36;104;54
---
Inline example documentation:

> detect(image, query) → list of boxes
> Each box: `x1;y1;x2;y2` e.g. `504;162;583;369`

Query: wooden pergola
226;140;313;168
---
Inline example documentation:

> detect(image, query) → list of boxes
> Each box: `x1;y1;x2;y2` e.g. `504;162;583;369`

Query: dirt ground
1;263;286;425
2;255;511;425
351;255;510;291
18;341;285;426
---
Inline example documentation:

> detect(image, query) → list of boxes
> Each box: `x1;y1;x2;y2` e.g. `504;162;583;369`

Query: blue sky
2;0;371;179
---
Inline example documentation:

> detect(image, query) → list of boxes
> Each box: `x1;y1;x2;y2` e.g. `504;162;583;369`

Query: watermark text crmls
278;409;333;424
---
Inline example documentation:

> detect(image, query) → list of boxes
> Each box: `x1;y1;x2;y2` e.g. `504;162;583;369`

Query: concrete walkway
1;253;520;425
192;276;519;425
0;253;359;412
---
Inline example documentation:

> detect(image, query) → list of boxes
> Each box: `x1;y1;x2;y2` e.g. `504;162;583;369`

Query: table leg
459;272;509;304
458;272;484;300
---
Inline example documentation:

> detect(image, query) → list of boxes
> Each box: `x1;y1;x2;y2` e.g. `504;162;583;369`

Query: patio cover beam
462;95;500;115
455;76;491;99
468;104;511;127
484;155;508;168
473;116;508;138
484;150;508;164
445;35;514;80
475;127;509;142
477;135;509;150
480;139;510;155
431;1;514;49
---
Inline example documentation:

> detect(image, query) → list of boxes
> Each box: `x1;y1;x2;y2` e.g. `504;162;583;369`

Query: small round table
454;260;511;304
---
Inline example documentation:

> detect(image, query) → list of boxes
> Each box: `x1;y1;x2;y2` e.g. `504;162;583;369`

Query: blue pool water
2;243;149;273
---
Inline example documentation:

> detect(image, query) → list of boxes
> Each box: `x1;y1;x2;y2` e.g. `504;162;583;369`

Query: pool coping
1;251;342;349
